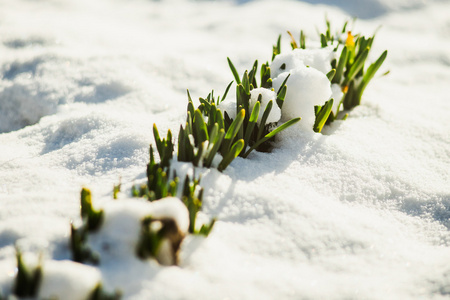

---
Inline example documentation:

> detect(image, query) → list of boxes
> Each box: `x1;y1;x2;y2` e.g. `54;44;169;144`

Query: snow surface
1;0;450;299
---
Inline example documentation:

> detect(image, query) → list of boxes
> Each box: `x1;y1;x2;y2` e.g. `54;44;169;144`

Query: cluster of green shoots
135;127;216;235
2;249;119;300
273;19;388;133
153;57;300;174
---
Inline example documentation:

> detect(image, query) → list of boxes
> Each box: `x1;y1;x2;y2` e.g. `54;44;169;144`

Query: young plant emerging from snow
271;19;387;133
133;197;190;265
71;187;195;266
9;249;119;300
177;90;244;171
13;249;42;298
222;59;301;156
71;188;102;264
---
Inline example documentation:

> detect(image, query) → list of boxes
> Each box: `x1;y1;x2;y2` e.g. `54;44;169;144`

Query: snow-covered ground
1;0;449;299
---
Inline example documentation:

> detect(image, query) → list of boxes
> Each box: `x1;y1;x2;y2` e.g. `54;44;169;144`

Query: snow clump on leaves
249;88;281;125
271;48;335;130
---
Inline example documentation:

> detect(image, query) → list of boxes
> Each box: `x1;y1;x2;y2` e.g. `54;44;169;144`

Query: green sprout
70;223;99;264
142;129;216;236
113;180;121;200
145;142;178;201
13;249;42;298
313;99;334;133
11;248;118;299
81;188;104;232
180;174;215;236
177;89;244;172
70;188;102;264
89;284;122;300
225;58;300;157
274;19;388;132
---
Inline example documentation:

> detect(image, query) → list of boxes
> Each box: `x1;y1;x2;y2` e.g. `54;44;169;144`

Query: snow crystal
249;88;281;125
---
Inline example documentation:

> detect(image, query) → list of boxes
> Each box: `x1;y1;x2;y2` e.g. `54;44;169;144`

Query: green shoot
88;284;122;300
81;188;103;232
113;180;121;200
313;99;334;133
14;249;42;297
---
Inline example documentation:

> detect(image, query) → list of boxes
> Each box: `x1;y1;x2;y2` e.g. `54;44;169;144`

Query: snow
1;0;450;299
272;67;332;128
38;260;101;300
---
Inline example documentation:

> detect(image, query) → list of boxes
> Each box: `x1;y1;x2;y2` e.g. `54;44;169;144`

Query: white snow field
1;0;450;299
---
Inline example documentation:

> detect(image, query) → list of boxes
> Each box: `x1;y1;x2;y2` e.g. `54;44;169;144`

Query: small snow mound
88;197;189;260
38;260;101;300
0;55;131;134
42;113;113;153
89;199;153;258
0;82;59;133
272;67;332;130
249;88;281;125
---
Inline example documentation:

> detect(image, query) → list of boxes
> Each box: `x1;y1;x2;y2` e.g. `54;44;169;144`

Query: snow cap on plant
270;47;335;78
272;65;332;130
249;88;281;125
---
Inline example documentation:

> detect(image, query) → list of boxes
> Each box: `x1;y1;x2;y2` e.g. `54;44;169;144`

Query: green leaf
113;182;121;200
276;86;287;109
276;73;290;96
227;57;241;85
320;33;327;47
196;218;216;236
261;63;272;88
313;99;334;133
326;69;336;81
242;70;250;95
272;34;281;61
218;139;244;171
256;100;273;141
361;50;388;92
243;101;260;150
343;47;369;86
193;109;209;145
300;30;306;49
248;60;258;88
221;109;245;154
221;81;234;104
80;188;103;232
332;45;348;84
187;89;193;103
243;117;301;158
204;127;225;168
14;249;42;297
